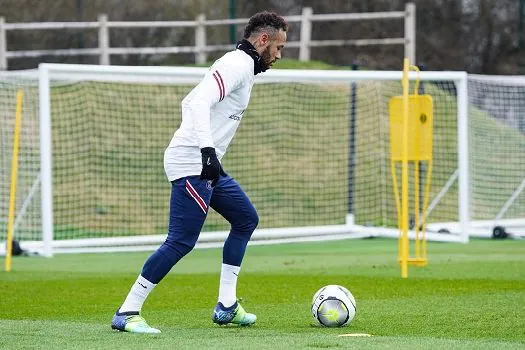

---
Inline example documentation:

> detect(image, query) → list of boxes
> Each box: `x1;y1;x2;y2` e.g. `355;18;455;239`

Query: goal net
1;64;474;255
0;75;42;252
423;75;525;239
463;75;525;237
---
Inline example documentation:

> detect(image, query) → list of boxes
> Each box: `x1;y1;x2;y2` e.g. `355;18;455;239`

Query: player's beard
260;46;273;71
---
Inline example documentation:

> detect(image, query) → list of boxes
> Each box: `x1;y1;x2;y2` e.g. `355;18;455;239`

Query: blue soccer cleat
212;302;257;326
111;309;161;334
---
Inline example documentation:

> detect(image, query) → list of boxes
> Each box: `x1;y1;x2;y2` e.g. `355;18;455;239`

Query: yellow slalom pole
5;90;24;272
410;64;421;262
414;160;420;259
401;58;409;278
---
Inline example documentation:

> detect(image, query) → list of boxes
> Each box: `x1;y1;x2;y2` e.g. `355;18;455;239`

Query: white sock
119;275;157;313
218;263;240;308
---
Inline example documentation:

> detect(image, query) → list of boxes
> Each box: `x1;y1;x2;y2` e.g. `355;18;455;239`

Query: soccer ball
311;284;356;327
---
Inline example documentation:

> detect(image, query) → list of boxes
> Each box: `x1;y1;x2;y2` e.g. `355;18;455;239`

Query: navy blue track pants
141;174;259;284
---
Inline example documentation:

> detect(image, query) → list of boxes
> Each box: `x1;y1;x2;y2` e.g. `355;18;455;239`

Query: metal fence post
404;3;416;64
195;14;207;65
98;14;110;65
0;17;7;70
299;7;313;61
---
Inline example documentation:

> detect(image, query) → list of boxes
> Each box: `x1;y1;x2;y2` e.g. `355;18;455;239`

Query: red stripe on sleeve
215;70;225;101
212;72;224;101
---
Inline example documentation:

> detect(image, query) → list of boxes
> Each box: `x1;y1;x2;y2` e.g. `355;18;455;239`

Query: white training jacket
164;49;255;181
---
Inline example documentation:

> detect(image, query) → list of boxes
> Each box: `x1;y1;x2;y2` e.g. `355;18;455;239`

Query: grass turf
1;238;525;349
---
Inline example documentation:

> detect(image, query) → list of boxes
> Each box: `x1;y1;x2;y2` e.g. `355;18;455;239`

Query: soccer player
111;11;288;333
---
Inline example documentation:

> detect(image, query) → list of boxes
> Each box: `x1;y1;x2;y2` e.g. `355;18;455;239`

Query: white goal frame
31;63;470;256
0;63;471;256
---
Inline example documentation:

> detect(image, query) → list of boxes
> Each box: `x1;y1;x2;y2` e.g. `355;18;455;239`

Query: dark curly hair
243;11;288;39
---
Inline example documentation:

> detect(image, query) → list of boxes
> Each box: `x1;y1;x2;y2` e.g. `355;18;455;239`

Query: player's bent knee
235;209;259;236
162;236;196;259
249;210;259;231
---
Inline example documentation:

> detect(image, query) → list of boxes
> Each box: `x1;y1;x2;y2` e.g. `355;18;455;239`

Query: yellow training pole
401;58;410;278
391;162;401;262
422;160;433;261
414;160;420;259
5;90;24;272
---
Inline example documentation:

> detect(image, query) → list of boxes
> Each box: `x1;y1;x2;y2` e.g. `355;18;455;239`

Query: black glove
200;147;226;186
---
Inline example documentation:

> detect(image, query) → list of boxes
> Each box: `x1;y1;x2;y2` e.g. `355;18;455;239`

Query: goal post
2;63;471;255
39;65;53;257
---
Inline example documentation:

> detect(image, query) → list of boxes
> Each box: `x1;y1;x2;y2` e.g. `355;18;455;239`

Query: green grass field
1;238;525;349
